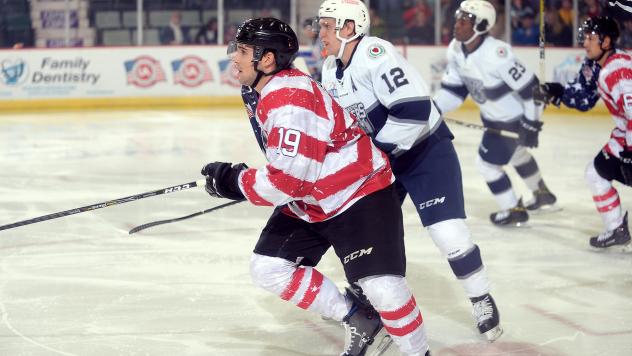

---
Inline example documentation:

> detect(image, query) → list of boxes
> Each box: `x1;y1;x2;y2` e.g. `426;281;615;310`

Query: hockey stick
538;0;546;82
128;200;244;235
443;117;519;139
0;179;206;232
536;0;547;115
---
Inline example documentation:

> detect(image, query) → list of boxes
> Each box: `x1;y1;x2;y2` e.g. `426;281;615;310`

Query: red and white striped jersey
598;50;632;157
238;68;394;223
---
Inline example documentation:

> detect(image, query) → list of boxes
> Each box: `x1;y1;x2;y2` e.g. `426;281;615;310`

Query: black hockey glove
619;150;632;186
533;82;564;107
518;118;543;148
201;162;248;200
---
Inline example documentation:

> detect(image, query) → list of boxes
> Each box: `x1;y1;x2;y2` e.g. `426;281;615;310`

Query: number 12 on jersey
380;67;409;94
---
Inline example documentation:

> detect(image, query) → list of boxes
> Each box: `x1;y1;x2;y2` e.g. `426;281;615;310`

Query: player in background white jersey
535;16;632;249
318;0;502;342
433;0;558;226
201;18;430;356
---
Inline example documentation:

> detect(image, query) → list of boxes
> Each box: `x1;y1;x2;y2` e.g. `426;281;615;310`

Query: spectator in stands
558;0;574;27
371;0;406;43
510;0;535;29
369;8;387;39
406;14;433;44
582;0;601;19
403;0;434;44
440;0;459;44
512;10;539;45
195;17;218;44
545;10;573;46
159;11;190;45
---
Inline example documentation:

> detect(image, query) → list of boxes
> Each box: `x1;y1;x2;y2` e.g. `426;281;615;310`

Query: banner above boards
0;45;587;106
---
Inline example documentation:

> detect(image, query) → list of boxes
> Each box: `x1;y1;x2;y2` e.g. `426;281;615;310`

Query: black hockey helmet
229;17;299;70
577;16;620;47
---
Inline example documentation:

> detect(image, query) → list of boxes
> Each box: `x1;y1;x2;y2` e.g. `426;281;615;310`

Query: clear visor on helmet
577;27;598;44
227;41;266;63
316;17;338;33
455;9;476;22
226;40;239;57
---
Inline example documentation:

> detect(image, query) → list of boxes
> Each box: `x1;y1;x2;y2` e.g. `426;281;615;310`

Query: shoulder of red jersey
601;50;632;83
260;68;313;99
604;51;632;69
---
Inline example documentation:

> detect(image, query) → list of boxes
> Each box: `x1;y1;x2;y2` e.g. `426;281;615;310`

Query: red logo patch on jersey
496;47;507;58
368;44;385;58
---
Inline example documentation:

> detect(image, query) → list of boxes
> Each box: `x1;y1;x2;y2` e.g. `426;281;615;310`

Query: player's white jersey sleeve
434;40;468;115
494;46;541;121
363;38;441;154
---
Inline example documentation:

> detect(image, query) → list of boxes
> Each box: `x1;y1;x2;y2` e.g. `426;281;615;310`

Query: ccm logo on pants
419;196;445;210
344;247;373;264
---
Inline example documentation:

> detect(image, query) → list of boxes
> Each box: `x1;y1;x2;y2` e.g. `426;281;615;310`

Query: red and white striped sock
593;187;623;230
279;266;347;320
359;276;429;355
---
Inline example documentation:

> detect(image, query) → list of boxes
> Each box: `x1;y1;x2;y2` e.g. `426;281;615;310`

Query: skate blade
483;325;504;342
528;204;563;215
368;333;393;356
321;315;335;322
590;242;632;253
494;221;531;229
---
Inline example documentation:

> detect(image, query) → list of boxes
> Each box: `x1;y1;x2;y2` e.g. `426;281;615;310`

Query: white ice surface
0;108;631;356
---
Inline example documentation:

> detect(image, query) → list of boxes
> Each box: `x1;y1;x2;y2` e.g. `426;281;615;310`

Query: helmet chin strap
250;58;286;88
335;29;360;59
462;28;485;45
593;41;613;63
251;69;265;88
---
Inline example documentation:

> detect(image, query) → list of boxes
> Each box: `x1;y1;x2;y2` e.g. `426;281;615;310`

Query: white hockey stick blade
368;332;393;356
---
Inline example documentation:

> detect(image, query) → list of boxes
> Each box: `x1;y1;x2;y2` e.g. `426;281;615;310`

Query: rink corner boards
0;96;244;112
0;96;610;115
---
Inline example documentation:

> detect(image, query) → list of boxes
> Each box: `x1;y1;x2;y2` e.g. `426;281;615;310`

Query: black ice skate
489;199;529;226
589;212;631;249
525;182;559;212
340;287;383;356
470;293;503;342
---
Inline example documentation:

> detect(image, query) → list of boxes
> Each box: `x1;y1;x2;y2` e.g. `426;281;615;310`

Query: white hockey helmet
458;0;496;34
318;0;370;58
318;0;370;38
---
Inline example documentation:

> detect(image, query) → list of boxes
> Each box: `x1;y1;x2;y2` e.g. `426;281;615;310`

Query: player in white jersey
318;0;502;342
201;18;430;356
433;0;558;226
535;16;632;249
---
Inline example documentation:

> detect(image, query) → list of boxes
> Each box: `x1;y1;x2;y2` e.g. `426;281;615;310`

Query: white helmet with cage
457;0;496;44
318;0;370;58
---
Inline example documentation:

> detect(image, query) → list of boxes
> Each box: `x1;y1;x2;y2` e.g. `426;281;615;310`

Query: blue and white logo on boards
1;58;28;86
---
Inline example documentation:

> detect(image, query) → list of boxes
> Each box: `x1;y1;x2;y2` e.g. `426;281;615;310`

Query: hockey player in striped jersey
535;16;632;249
201;18;430;355
433;0;558;226
318;0;502;342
